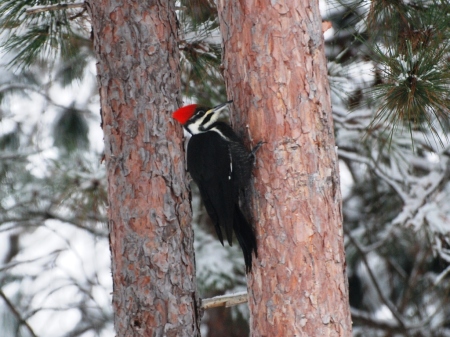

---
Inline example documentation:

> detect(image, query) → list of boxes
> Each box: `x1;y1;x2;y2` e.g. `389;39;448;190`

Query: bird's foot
250;141;265;163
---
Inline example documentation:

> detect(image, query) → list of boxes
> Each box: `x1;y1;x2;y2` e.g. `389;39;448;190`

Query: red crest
172;104;198;125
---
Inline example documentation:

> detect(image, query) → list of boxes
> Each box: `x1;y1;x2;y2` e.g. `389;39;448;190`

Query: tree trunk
217;0;352;336
87;1;199;336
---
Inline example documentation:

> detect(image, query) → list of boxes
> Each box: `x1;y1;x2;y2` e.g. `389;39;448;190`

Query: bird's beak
199;101;233;129
207;100;233;116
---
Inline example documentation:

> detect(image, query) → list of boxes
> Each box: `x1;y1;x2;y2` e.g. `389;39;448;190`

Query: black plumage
187;122;257;272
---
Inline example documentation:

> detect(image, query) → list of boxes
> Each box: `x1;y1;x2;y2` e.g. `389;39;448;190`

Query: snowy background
1;0;450;336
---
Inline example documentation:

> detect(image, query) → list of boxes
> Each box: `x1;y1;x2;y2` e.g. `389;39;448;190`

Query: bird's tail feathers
233;206;257;273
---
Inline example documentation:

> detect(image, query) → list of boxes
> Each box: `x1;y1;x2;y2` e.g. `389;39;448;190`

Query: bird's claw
250;141;265;164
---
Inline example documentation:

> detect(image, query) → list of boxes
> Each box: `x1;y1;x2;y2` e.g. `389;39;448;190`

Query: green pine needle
369;40;450;147
178;10;226;105
0;0;90;70
54;105;89;152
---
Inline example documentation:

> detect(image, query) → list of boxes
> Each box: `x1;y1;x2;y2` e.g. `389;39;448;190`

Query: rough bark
217;0;352;336
87;1;199;336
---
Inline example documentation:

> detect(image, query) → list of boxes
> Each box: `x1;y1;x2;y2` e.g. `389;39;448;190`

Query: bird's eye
196;110;205;116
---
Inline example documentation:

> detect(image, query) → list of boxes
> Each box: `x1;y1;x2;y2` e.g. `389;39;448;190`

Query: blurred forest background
1;0;450;336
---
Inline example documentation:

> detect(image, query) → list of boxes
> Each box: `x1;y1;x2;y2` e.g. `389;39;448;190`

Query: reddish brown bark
217;0;352;336
87;1;199;336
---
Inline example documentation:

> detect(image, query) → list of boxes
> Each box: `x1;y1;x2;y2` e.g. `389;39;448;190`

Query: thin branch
25;2;85;15
339;148;450;233
397;247;429;312
346;229;406;327
0;289;38;337
68;7;87;20
0;250;63;273
351;307;399;331
0;83;89;113
43;211;108;237
351;307;434;333
23;3;187;23
435;264;450;286
338;149;407;202
201;291;248;309
0;151;37;161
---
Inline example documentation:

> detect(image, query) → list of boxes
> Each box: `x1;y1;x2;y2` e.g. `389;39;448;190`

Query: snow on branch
25;2;85;14
338;149;407;202
25;2;186;14
201;291;248;309
0;151;37;161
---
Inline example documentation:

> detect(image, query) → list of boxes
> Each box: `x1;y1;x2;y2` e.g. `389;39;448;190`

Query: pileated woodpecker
172;101;259;272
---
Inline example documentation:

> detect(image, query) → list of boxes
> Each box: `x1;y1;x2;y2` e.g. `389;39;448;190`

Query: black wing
211;122;253;187
187;131;237;246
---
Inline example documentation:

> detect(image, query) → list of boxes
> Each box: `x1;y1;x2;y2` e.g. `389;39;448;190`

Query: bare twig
346;229;406;327
0;289;38;337
25;2;85;15
24;2;187;16
0;151;37;161
0;83;89;113
68;7;87;20
435;264;450;286
397;247;429;312
201;291;248;309
351;305;441;334
0;250;64;273
42;211;108;237
351;307;399;331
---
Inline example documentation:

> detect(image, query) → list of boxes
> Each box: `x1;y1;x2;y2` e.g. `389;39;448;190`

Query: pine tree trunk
87;1;199;336
217;0;352;335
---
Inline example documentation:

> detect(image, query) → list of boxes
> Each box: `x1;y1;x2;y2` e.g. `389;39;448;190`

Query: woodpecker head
172;100;232;135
